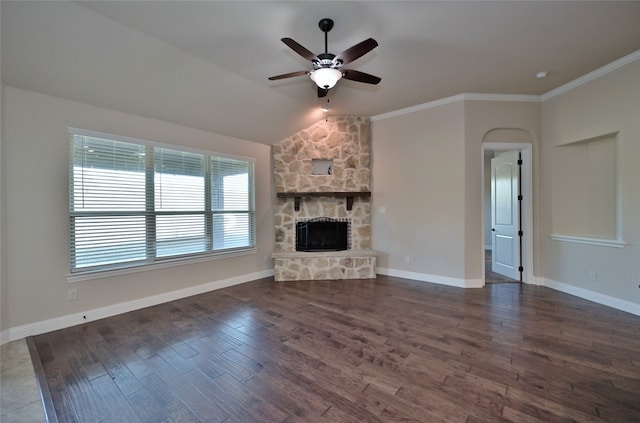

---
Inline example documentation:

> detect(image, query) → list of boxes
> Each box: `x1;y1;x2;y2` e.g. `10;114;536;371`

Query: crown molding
541;49;640;101
463;93;541;102
370;94;465;121
371;49;640;122
371;93;540;121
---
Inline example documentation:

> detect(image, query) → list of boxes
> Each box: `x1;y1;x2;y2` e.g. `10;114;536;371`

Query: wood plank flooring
31;275;640;422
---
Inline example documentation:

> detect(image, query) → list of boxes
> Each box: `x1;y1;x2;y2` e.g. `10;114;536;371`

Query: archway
481;128;534;285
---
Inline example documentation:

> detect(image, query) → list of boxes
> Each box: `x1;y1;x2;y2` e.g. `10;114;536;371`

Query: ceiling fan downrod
318;18;334;55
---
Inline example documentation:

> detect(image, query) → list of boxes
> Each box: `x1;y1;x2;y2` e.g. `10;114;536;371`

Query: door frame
481;142;533;284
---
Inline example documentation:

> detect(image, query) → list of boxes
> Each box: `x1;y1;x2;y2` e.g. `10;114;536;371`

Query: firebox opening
296;217;349;252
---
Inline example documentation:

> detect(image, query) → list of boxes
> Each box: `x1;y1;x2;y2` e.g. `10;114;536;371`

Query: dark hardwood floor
30;275;640;422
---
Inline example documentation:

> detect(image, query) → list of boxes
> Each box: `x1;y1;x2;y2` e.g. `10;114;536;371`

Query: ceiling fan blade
268;70;308;81
281;38;318;61
342;69;381;85
335;38;378;65
317;87;328;98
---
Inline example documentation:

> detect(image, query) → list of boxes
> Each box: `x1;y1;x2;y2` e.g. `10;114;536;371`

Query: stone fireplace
272;115;376;281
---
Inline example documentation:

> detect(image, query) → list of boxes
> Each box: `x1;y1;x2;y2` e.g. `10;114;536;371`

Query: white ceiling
2;1;640;144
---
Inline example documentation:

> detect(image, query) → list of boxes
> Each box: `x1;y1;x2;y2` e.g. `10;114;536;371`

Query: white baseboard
6;269;635;345
528;276;545;286
377;267;483;288
377;270;639;316
4;269;274;344
541;278;640;316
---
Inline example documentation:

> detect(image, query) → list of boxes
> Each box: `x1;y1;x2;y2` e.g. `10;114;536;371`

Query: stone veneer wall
273;115;370;194
272;116;375;281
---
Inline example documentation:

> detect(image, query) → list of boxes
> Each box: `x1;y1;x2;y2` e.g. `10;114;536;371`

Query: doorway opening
484;249;519;283
482;142;533;285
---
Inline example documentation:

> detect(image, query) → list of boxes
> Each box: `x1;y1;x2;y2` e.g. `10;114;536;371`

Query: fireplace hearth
296;218;349;252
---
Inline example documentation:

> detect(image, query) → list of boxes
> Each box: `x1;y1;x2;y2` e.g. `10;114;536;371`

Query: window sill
67;247;257;283
550;234;626;248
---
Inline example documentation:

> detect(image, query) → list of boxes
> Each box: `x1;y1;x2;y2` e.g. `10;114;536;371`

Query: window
69;130;255;273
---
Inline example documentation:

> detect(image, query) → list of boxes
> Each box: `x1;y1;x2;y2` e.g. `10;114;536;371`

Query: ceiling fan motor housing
314;53;342;70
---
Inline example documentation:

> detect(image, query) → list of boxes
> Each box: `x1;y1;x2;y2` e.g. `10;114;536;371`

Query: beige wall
371;99;540;285
1;83;7;335
371;102;468;281
2;86;273;331
540;60;640;303
483;152;492;248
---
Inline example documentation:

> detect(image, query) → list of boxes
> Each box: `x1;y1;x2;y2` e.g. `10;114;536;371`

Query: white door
491;150;521;280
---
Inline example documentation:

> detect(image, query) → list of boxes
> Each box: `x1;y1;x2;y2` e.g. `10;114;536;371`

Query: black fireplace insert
296;218;349;252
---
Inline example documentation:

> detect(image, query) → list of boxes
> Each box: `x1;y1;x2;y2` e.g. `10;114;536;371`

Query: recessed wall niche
552;132;618;240
311;159;333;175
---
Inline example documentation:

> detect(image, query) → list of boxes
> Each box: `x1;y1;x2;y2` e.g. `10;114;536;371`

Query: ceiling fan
268;18;381;98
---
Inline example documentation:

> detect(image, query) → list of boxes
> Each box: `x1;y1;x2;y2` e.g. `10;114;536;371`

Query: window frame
68;127;257;281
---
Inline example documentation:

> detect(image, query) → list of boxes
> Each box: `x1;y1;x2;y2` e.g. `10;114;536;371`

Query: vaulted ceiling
2;1;639;144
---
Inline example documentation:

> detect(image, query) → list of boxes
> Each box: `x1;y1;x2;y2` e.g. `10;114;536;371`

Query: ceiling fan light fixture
310;68;342;89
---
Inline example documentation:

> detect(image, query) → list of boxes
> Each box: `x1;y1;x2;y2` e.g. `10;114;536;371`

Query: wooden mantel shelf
277;191;371;211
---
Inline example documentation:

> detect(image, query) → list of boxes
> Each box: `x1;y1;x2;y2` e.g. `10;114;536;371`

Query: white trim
542;277;640;317
463;93;541;103
5;269;274;343
371;93;540;122
8;271;636;345
377;270;639;316
68;248;258;283
550;234;626;248
530;276;545;286
371;94;465;121
541;49;640;101
377;267;483;288
68;127;256;163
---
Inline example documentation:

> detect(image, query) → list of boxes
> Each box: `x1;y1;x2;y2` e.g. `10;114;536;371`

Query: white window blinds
70;131;255;273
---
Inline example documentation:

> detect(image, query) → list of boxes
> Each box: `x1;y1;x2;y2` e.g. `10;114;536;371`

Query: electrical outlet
68;288;78;301
405;256;411;264
589;271;598;281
